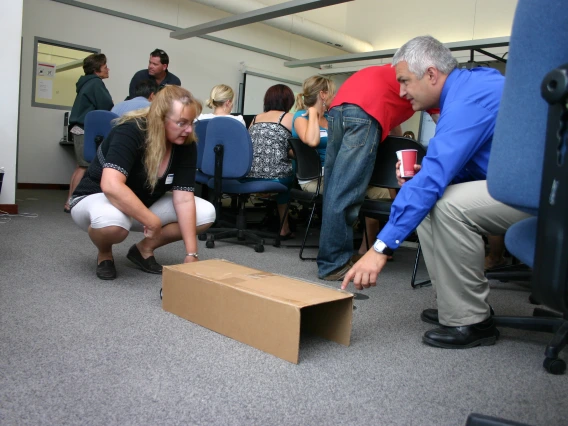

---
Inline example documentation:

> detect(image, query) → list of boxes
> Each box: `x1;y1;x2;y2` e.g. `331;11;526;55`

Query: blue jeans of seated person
317;104;383;278
238;175;294;204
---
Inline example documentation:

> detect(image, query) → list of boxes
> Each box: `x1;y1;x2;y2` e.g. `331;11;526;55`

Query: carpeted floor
1;189;566;425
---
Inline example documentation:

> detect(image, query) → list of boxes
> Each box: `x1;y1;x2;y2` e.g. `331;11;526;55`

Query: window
32;37;99;110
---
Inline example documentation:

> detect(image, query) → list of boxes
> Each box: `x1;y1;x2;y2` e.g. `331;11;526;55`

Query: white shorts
71;192;216;232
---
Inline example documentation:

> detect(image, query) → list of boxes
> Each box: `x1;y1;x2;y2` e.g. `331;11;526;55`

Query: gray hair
392;35;458;78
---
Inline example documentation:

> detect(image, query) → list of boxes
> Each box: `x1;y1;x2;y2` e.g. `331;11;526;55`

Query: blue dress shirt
377;67;505;249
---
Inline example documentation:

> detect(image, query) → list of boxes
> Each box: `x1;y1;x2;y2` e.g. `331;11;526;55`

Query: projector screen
241;72;302;115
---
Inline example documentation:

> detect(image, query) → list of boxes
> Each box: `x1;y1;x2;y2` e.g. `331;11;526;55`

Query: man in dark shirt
128;49;181;99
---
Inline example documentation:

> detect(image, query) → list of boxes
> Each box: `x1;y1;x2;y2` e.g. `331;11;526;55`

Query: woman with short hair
244;84;295;239
70;86;216;280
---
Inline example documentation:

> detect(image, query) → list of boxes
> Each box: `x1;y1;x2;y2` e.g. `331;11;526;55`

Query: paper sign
37;62;56;78
37;79;53;99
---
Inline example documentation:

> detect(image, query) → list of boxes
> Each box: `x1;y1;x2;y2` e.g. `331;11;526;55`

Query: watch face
373;240;386;253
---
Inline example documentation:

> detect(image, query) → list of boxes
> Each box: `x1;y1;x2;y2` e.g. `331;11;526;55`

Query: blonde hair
294;75;336;110
206;84;235;109
116;86;203;191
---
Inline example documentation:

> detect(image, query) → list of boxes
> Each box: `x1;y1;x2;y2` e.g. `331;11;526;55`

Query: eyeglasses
168;117;194;130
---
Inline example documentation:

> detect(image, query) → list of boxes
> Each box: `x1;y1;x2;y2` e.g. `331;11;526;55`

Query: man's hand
396;161;422;186
341;250;389;291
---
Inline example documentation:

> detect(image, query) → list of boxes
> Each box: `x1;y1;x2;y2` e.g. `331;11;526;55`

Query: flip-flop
279;232;295;241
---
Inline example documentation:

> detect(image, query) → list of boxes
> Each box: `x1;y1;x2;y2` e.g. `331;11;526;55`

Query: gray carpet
1;189;566;425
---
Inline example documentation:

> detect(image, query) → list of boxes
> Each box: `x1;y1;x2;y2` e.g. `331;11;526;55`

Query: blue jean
317;104;383;278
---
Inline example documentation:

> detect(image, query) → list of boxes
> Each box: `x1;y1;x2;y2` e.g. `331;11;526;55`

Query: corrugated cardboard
162;259;353;364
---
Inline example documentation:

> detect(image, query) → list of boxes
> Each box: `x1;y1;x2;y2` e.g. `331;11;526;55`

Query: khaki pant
417;180;530;327
301;177;390;200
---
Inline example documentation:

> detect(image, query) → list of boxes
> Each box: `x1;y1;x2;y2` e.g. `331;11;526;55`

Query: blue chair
200;117;289;252
194;119;211;187
487;0;568;374
83;110;119;163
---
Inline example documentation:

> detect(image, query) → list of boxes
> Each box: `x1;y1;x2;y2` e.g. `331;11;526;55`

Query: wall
19;0;344;184
0;0;23;205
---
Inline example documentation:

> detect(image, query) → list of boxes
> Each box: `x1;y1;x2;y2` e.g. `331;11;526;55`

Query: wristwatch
373;239;394;256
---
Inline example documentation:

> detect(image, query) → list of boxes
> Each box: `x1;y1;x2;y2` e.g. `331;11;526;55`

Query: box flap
165;259;351;308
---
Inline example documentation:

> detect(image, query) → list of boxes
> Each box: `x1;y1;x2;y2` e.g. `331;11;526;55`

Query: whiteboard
418;111;437;148
242;72;302;115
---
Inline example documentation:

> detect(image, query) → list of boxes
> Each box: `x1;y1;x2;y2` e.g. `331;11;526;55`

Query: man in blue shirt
342;36;529;349
112;80;158;117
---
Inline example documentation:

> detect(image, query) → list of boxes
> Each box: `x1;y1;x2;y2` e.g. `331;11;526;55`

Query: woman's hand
184;254;199;264
143;215;163;239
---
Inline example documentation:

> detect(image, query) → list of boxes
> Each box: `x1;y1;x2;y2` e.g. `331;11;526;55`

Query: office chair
200;117;289;252
486;0;568;374
275;138;323;260
359;136;429;288
83;110;119;163
194;119;211;189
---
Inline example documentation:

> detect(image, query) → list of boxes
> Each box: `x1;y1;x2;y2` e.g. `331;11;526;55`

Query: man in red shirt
318;65;433;280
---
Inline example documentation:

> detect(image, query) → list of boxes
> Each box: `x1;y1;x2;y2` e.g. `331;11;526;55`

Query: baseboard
18;183;70;190
0;204;18;214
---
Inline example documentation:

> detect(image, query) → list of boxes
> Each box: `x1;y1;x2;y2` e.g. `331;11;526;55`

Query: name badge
320;129;328;138
165;173;174;184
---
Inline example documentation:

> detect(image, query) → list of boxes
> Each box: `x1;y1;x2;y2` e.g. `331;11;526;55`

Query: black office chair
275;138;323;260
486;0;568;374
359;136;429;288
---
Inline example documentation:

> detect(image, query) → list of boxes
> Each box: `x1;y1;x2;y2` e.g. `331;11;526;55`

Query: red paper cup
397;149;418;178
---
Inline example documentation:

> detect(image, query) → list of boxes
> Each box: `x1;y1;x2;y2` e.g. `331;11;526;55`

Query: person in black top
70;86;215;280
128;49;181;99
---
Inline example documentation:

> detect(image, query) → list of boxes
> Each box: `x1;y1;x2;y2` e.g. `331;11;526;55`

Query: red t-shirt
329;65;417;142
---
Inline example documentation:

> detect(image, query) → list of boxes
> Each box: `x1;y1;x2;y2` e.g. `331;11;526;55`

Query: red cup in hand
396;149;418;178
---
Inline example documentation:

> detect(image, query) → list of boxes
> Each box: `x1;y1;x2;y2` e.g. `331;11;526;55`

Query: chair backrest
486;0;568;313
194;119;211;170
83;110;119;163
487;0;567;216
201;117;252;179
288;138;321;181
369;136;427;188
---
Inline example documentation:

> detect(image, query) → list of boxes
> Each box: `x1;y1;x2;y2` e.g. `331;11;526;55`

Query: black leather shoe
422;317;499;349
421;306;495;326
127;244;162;274
96;259;116;280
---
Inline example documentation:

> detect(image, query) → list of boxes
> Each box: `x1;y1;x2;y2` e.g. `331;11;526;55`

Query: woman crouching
70;86;215;280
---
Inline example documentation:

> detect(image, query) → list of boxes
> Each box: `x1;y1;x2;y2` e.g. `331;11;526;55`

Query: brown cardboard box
162;259;353;364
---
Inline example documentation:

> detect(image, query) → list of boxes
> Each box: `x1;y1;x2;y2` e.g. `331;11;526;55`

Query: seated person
343;36;530;349
197;84;245;126
292;75;394;260
242;84;295;239
111;79;158;116
69;86;216;280
403;130;416;140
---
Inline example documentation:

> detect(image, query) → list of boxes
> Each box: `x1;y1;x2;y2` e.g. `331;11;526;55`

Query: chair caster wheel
543;357;566;375
160;288;162;300
206;240;215;249
198;233;207;241
254;244;264;253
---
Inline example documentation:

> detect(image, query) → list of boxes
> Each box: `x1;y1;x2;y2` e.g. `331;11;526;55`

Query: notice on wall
37;62;57;78
37;79;53;99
